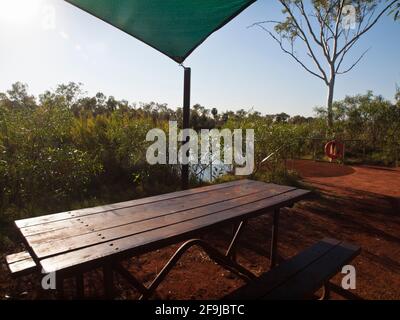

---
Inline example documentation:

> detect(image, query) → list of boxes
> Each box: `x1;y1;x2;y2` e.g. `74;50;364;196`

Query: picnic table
11;179;310;299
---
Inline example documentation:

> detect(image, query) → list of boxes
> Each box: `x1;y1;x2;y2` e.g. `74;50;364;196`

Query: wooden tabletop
15;179;310;276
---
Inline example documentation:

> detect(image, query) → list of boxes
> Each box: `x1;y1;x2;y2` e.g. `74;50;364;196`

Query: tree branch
278;0;329;83
332;0;346;62
336;0;398;57
250;22;327;82
298;1;332;63
336;48;370;74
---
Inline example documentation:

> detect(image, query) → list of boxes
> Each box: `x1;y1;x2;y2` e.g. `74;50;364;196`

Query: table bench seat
6;251;37;277
224;238;361;300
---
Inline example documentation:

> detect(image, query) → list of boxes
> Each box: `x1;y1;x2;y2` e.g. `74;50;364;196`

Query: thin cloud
59;31;70;40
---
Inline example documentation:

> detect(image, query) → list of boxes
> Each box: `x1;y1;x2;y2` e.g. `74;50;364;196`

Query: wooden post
313;139;317;161
363;141;366;163
181;67;191;190
342;141;346;165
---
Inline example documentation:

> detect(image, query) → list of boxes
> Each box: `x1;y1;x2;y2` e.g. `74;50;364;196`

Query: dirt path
1;160;399;299
284;160;400;299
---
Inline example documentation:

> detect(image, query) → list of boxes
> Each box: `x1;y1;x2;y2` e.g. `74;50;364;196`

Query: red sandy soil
1;159;399;300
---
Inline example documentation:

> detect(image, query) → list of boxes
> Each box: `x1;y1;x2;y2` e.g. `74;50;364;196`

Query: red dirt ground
1;159;400;300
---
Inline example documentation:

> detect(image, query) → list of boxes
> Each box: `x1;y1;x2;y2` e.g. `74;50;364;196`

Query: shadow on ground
1;160;399;300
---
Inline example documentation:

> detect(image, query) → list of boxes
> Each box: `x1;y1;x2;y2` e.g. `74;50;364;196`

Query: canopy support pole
182;67;191;190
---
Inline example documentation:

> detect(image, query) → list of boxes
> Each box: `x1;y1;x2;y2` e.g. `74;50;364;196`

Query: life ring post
325;140;344;162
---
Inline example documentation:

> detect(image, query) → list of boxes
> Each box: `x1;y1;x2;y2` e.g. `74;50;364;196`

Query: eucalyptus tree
252;0;398;129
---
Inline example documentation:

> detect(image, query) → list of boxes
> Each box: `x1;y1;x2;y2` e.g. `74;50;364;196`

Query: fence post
363;141;366;163
342;141;346;165
313;139;316;161
283;146;287;176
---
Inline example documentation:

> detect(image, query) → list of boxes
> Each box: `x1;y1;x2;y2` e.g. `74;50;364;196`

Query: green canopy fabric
65;0;256;63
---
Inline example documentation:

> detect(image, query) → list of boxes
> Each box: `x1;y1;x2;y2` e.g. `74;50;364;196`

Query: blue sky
0;0;399;117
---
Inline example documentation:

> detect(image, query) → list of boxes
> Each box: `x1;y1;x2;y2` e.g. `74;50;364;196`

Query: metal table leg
76;273;84;299
140;239;256;300
56;276;64;299
107;238;257;300
103;264;115;299
270;208;280;268
226;220;247;261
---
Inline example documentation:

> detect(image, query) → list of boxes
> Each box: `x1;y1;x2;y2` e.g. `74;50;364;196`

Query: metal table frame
56;208;282;299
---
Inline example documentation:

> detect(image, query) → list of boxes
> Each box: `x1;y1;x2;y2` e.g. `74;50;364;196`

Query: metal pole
182;67;191;190
103;264;114;299
270;208;280;269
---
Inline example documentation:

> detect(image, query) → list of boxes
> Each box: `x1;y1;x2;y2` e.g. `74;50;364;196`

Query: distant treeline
0;82;399;246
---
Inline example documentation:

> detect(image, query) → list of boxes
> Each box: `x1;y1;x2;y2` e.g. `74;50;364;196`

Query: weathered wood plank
263;240;361;299
8;259;37;276
6;251;37;276
20;181;269;237
25;181;294;246
31;187;298;258
23;181;282;242
39;189;310;274
224;238;360;300
223;238;340;299
6;251;33;264
16;179;253;229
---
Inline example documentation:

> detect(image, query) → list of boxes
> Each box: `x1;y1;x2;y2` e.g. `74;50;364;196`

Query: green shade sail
65;0;256;63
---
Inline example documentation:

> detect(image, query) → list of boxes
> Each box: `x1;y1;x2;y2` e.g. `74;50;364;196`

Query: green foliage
0;85;102;219
0;83;182;232
223;111;319;167
313;91;400;164
389;0;400;19
0;82;399;248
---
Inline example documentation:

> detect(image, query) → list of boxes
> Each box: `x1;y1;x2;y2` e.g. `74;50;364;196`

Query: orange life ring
324;140;344;160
